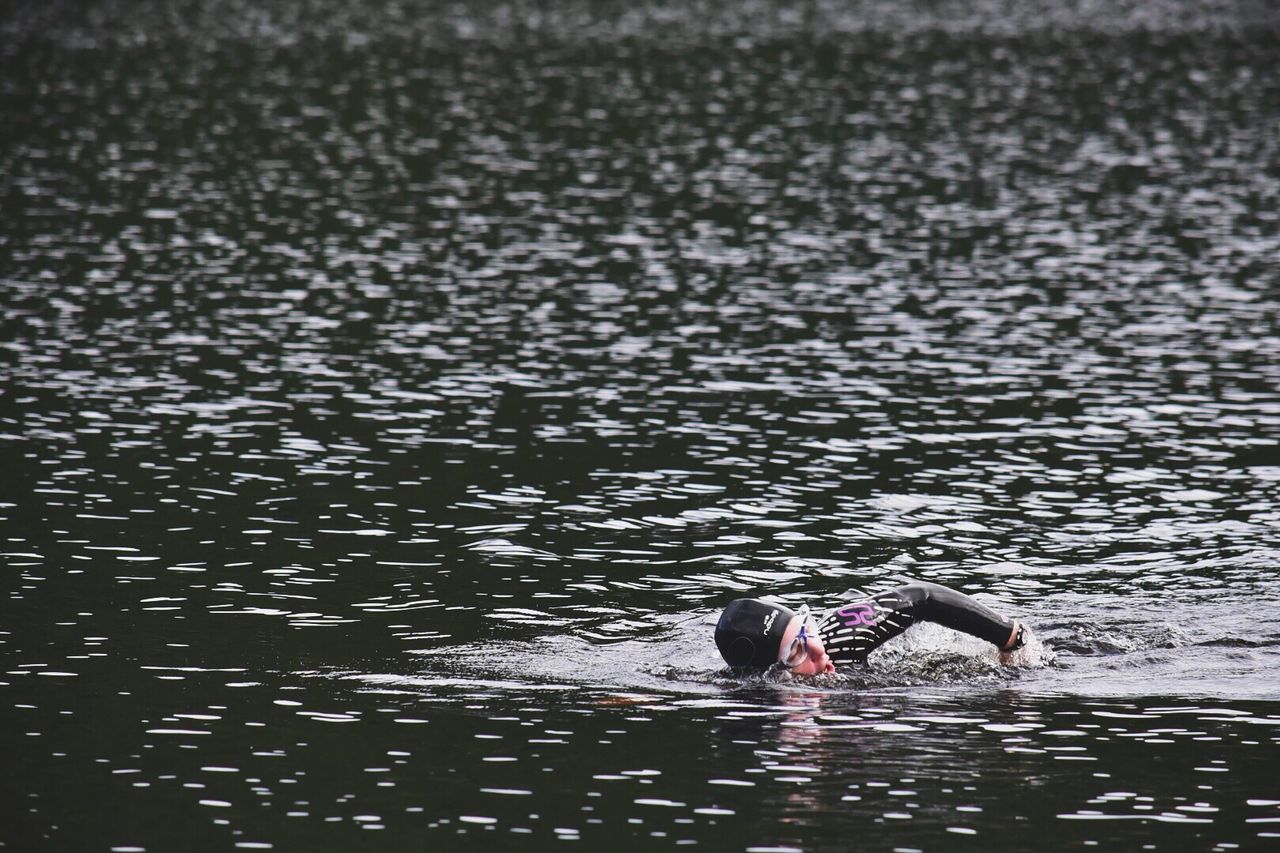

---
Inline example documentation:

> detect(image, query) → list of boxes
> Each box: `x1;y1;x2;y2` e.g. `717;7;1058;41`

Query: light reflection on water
3;0;1280;849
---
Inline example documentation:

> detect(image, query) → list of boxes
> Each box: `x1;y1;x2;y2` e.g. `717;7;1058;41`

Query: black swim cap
715;598;796;669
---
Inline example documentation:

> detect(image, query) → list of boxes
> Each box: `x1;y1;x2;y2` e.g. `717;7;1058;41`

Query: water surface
2;0;1279;850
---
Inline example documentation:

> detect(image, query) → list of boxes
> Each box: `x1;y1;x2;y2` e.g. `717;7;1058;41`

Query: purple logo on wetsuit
837;602;877;628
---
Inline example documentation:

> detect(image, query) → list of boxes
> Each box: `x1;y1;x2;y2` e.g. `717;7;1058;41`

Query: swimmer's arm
819;581;1028;664
897;581;1028;653
818;590;919;663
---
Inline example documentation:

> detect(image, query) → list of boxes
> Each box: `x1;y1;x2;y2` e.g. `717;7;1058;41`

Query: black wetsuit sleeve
817;581;1020;665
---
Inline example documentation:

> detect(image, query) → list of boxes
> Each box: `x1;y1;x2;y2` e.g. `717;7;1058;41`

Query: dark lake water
3;0;1280;850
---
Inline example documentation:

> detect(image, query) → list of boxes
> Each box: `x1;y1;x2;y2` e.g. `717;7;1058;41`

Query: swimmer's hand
999;621;1031;665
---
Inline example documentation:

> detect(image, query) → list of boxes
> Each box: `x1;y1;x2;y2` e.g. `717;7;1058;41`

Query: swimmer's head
715;598;837;674
714;598;796;669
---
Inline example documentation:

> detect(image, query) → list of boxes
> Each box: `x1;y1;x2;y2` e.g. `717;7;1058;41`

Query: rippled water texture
2;0;1279;850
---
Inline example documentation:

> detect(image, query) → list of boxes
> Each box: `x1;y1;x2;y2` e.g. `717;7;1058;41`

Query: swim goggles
779;604;816;669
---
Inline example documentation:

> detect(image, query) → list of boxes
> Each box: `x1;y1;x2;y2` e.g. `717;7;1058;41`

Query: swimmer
714;581;1030;674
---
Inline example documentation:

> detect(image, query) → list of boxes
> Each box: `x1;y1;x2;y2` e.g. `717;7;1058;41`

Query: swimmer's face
778;611;835;675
